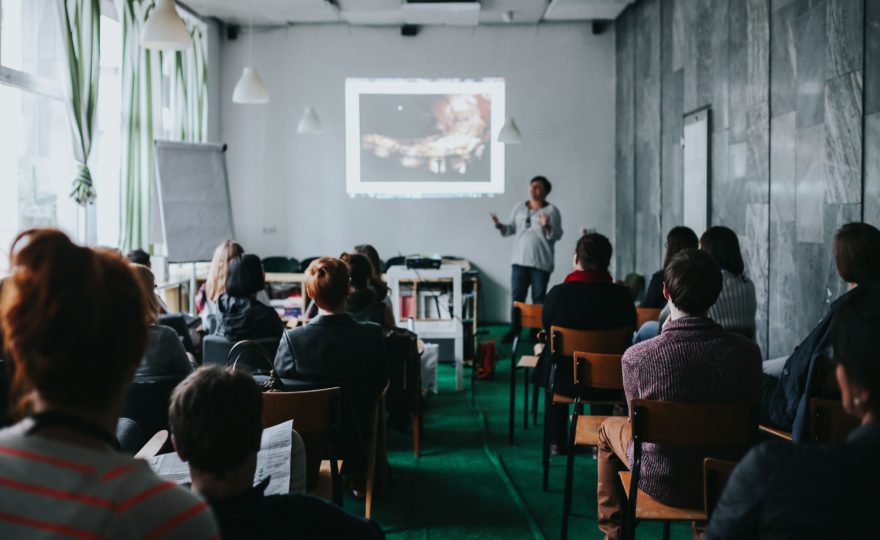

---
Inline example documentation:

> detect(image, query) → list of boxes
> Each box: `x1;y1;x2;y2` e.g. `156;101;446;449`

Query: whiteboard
683;109;709;234
154;141;235;263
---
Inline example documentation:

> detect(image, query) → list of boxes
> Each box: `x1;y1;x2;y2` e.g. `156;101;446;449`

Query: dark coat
273;314;388;472
216;295;284;342
641;269;667;309
533;281;637;392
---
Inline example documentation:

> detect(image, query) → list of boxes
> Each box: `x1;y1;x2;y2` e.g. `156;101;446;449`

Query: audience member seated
640;226;698;309
343;252;395;329
0;229;217;538
168;366;384;539
131;264;194;379
215;254;284;342
597;249;761;539
197;240;272;332
636;225;757;343
705;283;880;539
762;222;880;440
274;257;388;474
534;232;636;452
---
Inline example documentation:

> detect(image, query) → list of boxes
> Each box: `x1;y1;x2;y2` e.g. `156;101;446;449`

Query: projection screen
345;78;505;198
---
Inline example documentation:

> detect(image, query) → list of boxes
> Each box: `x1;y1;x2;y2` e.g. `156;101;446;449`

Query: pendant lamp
497;117;522;144
297;106;322;134
141;0;190;51
233;6;269;104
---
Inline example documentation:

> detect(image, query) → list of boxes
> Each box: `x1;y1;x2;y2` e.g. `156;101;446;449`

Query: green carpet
345;325;693;539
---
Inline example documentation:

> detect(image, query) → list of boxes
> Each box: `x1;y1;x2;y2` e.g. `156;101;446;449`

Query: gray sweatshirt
498;201;563;273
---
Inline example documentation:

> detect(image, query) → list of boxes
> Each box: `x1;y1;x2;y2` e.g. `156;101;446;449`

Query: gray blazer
135;325;193;379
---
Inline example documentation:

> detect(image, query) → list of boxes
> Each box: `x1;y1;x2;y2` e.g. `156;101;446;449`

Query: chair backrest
262;387;342;489
158;313;197;354
203;335;280;367
122;375;186;437
635;307;662;329
572;352;624;391
513;302;543;330
624;273;645;302
629;399;756;447
299;257;320;273
385;329;422;414
550;326;631;357
228;340;275;375
809;398;860;443
703;458;737;517
262;256;300;273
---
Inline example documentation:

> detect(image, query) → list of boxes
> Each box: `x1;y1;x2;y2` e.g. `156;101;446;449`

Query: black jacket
640;270;667;309
533;281;636;392
274;314;388;472
347;289;386;327
216;295;285;342
704;423;880;540
210;478;385;539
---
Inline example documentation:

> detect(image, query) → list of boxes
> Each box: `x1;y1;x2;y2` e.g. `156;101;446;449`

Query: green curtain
117;0;207;252
58;0;101;206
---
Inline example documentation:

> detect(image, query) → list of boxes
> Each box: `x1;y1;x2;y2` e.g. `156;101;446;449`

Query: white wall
219;23;616;322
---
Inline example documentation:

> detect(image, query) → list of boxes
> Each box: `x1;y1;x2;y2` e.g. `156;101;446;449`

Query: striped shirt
0;421;218;540
659;270;757;335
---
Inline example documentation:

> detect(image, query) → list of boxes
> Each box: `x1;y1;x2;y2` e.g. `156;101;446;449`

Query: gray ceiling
182;0;634;27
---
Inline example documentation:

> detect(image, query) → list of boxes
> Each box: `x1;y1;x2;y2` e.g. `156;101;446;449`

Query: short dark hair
700;226;745;276
576;233;613;272
834;222;880;285
663;226;699;269
126;248;151;268
169;366;263;477
342;253;374;291
531;175;551;194
664;249;723;315
226;253;266;297
354;244;384;276
831;283;880;416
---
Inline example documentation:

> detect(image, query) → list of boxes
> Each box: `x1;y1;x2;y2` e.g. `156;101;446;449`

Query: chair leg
523;368;530;430
561;400;580;540
541;388;551;491
662;521;671;540
412;410;421;458
508;335;520;445
532;380;539;426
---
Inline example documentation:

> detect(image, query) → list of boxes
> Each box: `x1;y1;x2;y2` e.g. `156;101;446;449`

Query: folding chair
509;301;543;445
635;307;662;330
366;382;391;519
619;399;755;540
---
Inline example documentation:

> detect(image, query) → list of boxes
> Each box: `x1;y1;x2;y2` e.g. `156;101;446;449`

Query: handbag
227;340;285;392
475;340;498;380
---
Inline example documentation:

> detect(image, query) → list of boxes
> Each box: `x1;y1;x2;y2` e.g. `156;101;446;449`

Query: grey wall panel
795;124;826;243
825;0;863;79
796;2;827;128
769;112;798;357
729;0;749;142
745;202;770;353
865;0;880;115
824;71;863;204
771;1;799;116
711;0;731;133
615;12;637;276
864;112;880;226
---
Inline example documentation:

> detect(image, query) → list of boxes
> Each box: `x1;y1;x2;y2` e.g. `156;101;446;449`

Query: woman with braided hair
533;232;636;453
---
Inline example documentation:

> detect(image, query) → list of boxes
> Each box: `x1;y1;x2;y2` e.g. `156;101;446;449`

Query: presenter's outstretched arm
540;206;563;242
491;211;514;237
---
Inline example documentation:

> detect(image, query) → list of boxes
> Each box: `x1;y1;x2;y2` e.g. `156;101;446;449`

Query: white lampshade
232;67;269;104
140;0;190;51
497;117;522;144
297;106;322;134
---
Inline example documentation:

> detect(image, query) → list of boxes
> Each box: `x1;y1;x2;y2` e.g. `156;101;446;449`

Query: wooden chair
366;382;391;519
262;387;343;506
509;302;543;445
635;307;662;330
134;430;169;459
561;352;625;538
809;398;859;443
703;458;737;518
619;399;755;540
542;326;631;491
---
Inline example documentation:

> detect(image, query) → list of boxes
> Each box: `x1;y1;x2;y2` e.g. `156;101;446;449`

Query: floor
344;325;693;539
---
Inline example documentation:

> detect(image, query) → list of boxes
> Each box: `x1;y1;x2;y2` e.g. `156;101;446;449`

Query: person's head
225;253;266;298
1;229;147;418
699;226;745;276
342;253;374;292
169;366;263;478
354;244;384;277
131;263;161;325
575;232;613;273
529;176;551;202
830;283;880;423
663;248;723;316
306;257;350;312
126;248;151;268
834;222;880;286
206;240;244;303
663;226;699;270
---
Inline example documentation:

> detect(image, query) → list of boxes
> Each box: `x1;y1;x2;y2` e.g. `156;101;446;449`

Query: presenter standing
491;176;563;342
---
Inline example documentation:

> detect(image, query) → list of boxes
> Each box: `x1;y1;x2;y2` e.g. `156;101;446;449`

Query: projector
406;256;442;270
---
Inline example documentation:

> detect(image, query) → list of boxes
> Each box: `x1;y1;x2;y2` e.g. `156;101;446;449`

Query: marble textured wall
615;0;874;356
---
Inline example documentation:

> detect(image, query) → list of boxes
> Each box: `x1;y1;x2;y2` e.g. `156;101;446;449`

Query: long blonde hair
131;263;161;325
206;240;244;303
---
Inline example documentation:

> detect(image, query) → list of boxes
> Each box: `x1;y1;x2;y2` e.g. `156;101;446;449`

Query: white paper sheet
147;420;293;496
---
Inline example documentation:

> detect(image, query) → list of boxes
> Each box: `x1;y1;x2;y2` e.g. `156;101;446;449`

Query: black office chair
122;375;187;437
158;313;197;354
262;256;300;273
299;257;320;272
203;335;281;367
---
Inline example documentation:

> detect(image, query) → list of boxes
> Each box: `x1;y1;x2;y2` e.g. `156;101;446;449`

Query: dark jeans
510;264;550;329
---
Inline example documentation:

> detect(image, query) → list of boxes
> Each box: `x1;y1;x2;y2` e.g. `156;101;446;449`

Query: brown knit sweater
622;316;762;507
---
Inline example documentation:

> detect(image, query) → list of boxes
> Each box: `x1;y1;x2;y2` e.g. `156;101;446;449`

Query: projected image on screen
346;79;505;198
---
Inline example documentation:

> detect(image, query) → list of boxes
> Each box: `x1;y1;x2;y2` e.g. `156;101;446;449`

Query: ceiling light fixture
498;117;522;144
141;0;190;50
297;106;322;134
233;3;269;104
